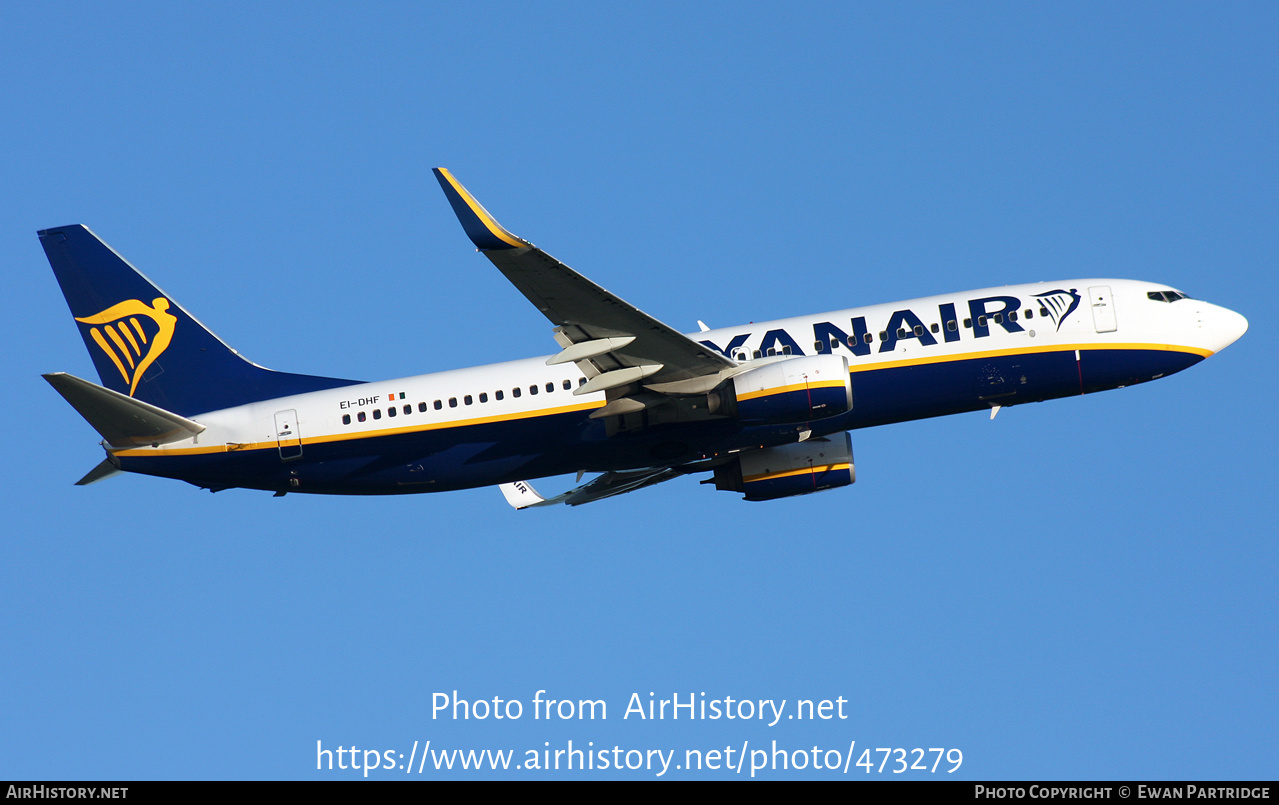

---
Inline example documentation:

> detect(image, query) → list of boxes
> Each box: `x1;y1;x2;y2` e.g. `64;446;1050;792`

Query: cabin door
1088;286;1117;333
274;409;303;461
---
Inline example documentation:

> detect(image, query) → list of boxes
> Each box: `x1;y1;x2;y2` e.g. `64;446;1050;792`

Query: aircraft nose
1207;304;1248;353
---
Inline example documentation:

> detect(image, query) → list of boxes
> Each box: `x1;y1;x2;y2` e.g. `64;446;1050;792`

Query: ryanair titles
698;291;1081;360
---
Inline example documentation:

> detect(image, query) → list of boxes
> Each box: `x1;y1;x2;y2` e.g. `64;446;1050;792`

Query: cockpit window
1147;290;1190;303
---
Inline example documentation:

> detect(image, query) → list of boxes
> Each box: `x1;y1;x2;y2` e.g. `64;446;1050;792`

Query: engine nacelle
730;354;852;423
710;432;855;501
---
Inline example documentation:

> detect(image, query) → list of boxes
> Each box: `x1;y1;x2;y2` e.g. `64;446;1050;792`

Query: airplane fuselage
104;278;1243;496
42;171;1247;504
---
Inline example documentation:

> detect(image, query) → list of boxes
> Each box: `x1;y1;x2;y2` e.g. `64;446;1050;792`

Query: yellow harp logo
75;298;177;397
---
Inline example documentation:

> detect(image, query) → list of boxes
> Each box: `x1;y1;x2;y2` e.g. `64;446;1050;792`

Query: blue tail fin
40;225;361;417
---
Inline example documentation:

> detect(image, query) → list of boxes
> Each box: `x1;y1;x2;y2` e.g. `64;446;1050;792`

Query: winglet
433;168;529;251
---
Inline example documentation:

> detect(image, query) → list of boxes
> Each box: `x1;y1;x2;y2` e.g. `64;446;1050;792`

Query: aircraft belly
1079;349;1202;393
843;347;1194;430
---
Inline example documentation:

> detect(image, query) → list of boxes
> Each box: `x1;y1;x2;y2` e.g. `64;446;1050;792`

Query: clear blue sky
3;2;1275;780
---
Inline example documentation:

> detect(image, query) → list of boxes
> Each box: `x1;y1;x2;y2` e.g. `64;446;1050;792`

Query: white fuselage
113;278;1245;489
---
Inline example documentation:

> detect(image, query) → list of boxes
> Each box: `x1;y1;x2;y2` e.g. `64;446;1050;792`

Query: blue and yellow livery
39;170;1248;505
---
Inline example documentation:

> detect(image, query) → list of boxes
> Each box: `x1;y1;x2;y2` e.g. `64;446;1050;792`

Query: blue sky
3;2;1275;780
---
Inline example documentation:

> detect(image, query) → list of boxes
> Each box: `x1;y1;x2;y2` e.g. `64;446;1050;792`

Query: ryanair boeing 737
40;169;1248;506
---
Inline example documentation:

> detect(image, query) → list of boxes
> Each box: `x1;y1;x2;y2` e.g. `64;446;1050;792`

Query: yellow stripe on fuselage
113;342;1210;458
112;398;605;457
848;341;1212;374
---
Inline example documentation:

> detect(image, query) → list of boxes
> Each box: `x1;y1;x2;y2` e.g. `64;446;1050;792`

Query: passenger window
513;387;521;398
947;320;957;331
449;398;457;408
404;404;411;415
342;414;351;425
992;313;1002;324
529;385;538;395
480;392;488;403
1038;307;1048;317
1024;309;1033;319
930;323;939;333
766;348;776;356
1008;311;1017;322
546;382;554;393
387;406;397;417
753;350;762;359
464;395;473;405
814;341;824;353
863;333;873;344
357;411;366;422
373;409;382;420
964;318;972;328
913;325;924;336
434;400;442;410
496;389;504;400
563;379;571;390
418;402;427;412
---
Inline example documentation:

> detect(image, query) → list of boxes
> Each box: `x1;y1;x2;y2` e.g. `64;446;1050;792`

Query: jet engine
709;432;855;501
728;354;852;423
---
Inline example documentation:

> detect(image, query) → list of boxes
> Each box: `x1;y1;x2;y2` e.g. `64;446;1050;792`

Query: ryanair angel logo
1033;289;1081;332
75;298;177;396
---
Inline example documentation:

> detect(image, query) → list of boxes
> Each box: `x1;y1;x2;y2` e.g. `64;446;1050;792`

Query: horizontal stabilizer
76;458;122;486
44;372;206;448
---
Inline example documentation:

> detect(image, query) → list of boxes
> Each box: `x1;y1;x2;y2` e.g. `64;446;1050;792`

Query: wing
433;169;737;417
500;467;691;509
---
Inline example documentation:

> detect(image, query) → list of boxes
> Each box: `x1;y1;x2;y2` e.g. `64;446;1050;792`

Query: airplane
40;168;1249;507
